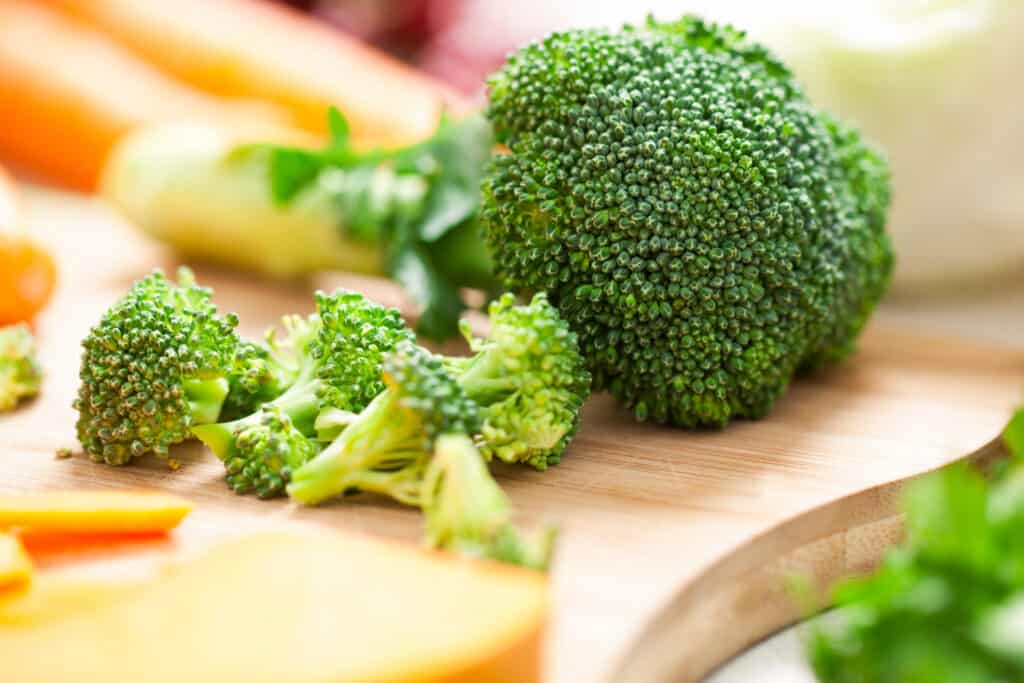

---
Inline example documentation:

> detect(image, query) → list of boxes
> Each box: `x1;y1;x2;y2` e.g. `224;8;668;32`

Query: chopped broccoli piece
224;405;321;499
482;15;893;427
448;292;591;470
422;433;556;570
192;290;415;496
74;268;240;465
287;341;478;506
0;324;42;412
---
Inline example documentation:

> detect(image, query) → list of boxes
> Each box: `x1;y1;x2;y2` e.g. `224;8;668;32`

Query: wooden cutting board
3;186;1023;683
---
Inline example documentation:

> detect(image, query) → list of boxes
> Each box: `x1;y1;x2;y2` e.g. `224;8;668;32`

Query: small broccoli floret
74;268;240;465
421;433;556;570
192;290;415;467
0;324;42;412
287;341;479;506
448;293;591;470
219;324;304;421
224;405;320;499
482;16;893;427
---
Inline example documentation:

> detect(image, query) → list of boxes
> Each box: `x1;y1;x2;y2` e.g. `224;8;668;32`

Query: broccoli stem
192;367;321;460
183;377;230;425
454;352;515;404
287;390;425;505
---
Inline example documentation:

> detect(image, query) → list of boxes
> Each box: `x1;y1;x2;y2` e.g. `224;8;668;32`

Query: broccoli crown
287;341;479;506
421;433;556;570
74;268;239;465
452;292;591;470
310;289;416;413
224;405;320;499
0;324;43;412
192;290;414;466
482;16;893;427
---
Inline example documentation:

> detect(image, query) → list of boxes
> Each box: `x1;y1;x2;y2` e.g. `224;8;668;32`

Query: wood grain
2;187;1022;682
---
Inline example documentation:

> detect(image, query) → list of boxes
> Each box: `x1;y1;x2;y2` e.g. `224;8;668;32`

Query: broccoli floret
422;433;556;570
224;405;321;499
192;290;414;492
287;341;478;506
0;324;42;412
219;326;303;421
74;268;240;465
482;16;894;427
448;293;591;470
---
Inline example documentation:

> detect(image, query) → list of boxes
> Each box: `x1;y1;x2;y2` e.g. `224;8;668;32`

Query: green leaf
1004;409;1024;460
388;243;465;341
268;148;323;205
327;106;350;149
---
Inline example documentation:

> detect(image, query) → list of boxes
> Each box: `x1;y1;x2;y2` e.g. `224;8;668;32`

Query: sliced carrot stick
0;1;286;190
0;166;56;324
47;0;473;148
0;533;32;592
0;490;192;536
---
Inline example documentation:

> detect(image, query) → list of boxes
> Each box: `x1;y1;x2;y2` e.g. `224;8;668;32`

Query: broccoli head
422;433;556;570
74;268;240;465
0;324;42;412
448;293;591;470
482;16;894;427
193;290;415;495
287;340;479;506
225;405;321;499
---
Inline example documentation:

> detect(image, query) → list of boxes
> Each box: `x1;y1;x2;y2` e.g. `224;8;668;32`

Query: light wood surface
3;186;1023;682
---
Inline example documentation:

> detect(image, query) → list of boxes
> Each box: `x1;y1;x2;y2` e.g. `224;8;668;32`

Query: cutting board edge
611;435;1009;683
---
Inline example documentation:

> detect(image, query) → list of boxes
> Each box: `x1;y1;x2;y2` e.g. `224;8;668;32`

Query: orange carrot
0;167;56;325
0;1;286;190
47;0;473;148
0;490;192;536
0;533;32;593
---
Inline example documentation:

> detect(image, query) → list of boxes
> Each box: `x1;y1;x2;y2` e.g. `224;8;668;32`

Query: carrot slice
0;491;191;536
0;166;56;324
0;1;285;190
0;533;32;593
48;0;472;148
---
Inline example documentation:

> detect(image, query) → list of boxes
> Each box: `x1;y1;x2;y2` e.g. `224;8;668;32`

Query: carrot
0;490;192;536
47;0;473;149
0;1;286;190
0;533;32;593
0;167;55;325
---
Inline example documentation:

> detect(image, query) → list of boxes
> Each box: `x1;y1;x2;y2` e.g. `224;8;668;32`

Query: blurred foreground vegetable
0;491;191;536
0;534;32;592
0;1;285;190
808;414;1024;682
49;0;471;149
102;111;496;339
0;168;55;325
0;324;42;412
0;531;548;683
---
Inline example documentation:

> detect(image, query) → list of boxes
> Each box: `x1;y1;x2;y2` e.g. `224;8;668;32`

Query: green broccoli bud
482;15;893;428
219;321;306;421
0;324;42;412
287;341;479;506
74;268;240;465
223;405;321;499
421;433;556;570
449;293;591;470
192;290;415;470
